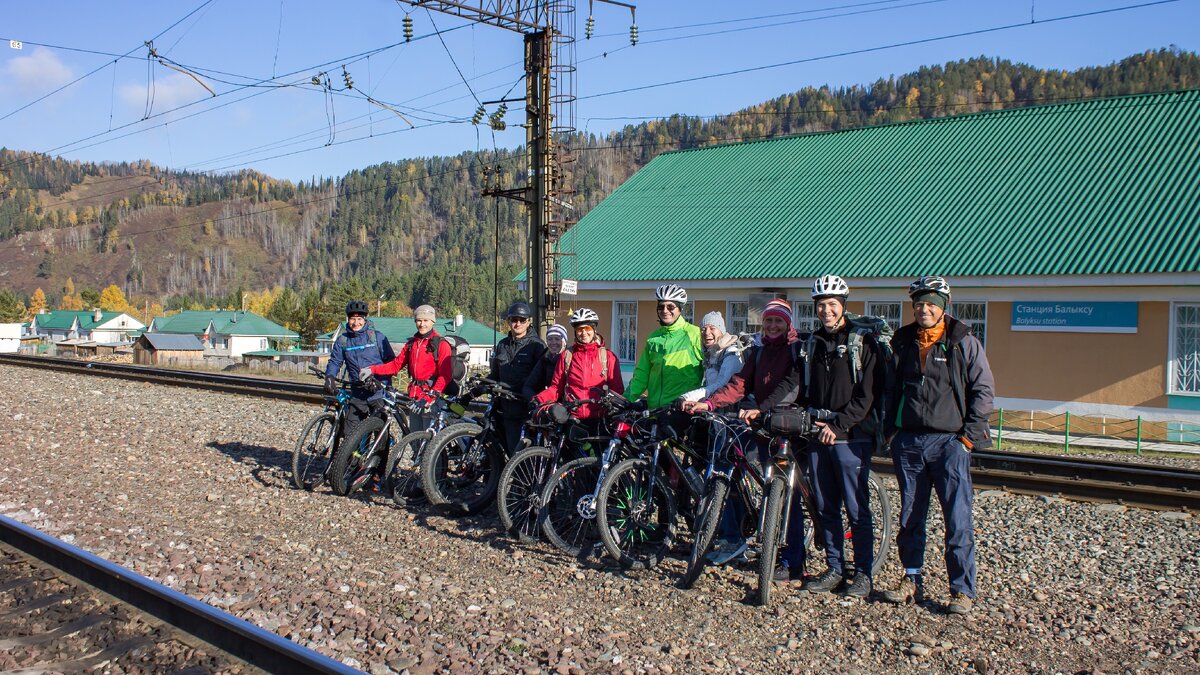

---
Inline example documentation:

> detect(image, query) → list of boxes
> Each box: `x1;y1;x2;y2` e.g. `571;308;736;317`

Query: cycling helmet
506;301;532;320
907;276;951;299
345;299;369;316
655;283;688;305
569;307;600;326
811;274;850;300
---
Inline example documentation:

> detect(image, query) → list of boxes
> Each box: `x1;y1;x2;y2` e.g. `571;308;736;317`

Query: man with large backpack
367;304;455;420
325;299;397;433
880;276;994;616
489;301;546;455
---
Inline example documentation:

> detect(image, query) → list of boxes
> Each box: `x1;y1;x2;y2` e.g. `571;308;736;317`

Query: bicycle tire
419;422;502;515
758;476;788;607
292;411;337;491
539;457;602;557
596;458;678;571
680;476;729;589
866;470;893;578
385;430;432;506
497;446;554;543
330;416;388;496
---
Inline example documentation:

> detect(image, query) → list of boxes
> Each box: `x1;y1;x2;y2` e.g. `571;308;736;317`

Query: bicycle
291;366;354;491
382;388;474;507
755;406;893;607
328;378;417;497
496;398;610;543
419;376;523;516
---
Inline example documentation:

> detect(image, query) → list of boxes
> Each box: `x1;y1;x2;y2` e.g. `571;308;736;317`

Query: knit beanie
762;299;793;327
547;324;568;342
701;311;726;333
911;292;947;310
414;305;436;321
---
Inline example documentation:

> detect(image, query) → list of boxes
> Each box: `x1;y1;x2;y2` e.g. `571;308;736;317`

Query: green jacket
625;318;703;409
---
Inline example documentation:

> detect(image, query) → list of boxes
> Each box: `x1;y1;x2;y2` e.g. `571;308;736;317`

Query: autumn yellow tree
98;284;132;313
27;288;48;317
59;278;84;310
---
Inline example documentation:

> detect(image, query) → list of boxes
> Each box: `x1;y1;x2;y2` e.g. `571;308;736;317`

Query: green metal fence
991;409;1200;456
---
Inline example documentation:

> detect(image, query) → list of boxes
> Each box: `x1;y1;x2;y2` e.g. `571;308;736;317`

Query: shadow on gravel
206;441;293;488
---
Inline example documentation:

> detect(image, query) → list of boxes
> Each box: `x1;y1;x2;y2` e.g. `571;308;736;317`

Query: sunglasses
509;316;530;323
656;303;680;312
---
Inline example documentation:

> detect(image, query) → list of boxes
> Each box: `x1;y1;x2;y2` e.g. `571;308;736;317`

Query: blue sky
1;0;1195;182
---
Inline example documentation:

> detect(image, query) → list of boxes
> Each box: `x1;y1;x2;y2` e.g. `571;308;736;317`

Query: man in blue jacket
324;300;396;435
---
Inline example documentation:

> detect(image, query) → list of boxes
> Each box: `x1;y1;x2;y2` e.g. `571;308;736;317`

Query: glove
323;375;336;396
678;388;705;403
358;367;375;382
630;398;647;413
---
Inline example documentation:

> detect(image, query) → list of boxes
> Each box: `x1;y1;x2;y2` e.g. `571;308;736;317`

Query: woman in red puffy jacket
534;307;624;420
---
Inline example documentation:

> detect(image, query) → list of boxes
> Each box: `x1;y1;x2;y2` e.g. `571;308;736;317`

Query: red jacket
371;330;454;401
534;340;624;420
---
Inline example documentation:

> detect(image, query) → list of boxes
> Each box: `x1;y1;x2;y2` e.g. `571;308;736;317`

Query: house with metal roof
132;332;206;365
316;315;501;368
550;89;1200;418
148;310;298;358
29;309;145;343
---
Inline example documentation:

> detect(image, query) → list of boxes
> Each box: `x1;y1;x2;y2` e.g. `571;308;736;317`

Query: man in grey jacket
880;276;994;615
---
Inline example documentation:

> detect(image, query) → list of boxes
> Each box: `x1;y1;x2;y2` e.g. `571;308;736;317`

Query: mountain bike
382;387;473;507
497;398;610;543
328;379;416;496
419;377;523;515
291;366;354;491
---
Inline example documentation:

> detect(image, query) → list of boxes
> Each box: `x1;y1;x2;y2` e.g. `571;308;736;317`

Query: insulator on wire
630;24;638;46
342;68;353;89
585;16;595;39
472;104;486;125
311;75;322;86
403;15;414;42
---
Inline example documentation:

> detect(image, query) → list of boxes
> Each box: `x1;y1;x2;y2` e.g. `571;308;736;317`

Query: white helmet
655;283;688;305
908;275;951;299
811;275;849;300
569;307;600;326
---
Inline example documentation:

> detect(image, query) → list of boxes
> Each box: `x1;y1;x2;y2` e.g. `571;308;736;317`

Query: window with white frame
952;301;988;348
681;302;694;325
1172;303;1200;394
792;300;817;334
727;301;748;335
747;292;788;333
865;301;902;331
614;301;639;364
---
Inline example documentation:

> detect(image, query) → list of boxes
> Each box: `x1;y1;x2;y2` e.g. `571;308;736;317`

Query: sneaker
880;574;925;604
947;592;973;615
772;565;803;584
843;575;872;599
801;568;844;593
707;539;749;566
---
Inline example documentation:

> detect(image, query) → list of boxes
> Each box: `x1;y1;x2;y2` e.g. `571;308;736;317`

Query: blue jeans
891;431;976;597
809;440;874;578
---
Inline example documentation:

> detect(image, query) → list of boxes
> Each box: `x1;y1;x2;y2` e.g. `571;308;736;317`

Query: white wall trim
576;273;1200;292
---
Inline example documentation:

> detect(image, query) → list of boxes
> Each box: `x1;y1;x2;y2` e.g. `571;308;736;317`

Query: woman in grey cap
679;311;744;404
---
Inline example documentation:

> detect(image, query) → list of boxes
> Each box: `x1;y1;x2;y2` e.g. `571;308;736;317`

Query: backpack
407;333;471;396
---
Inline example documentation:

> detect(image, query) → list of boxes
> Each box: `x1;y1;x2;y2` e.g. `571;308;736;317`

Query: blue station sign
1011;301;1138;333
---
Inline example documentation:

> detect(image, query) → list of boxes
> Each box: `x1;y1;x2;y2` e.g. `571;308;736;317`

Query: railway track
3;353;1197;510
0;515;357;674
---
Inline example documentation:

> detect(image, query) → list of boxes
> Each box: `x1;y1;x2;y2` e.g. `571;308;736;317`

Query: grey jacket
680;334;745;402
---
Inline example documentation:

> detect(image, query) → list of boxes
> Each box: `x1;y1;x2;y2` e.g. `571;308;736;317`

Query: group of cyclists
317;275;994;614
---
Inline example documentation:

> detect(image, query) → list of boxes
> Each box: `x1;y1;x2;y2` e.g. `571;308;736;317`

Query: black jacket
522;351;562;401
490;332;546;416
887;315;995;448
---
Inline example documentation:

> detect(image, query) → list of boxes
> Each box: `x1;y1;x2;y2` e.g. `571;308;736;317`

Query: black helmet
506;301;532;320
345;300;369;317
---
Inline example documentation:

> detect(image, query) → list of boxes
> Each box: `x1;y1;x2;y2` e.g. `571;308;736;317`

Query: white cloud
3;47;73;94
119;71;211;112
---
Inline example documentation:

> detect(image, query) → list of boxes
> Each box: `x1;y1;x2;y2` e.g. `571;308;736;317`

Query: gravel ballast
0;364;1197;673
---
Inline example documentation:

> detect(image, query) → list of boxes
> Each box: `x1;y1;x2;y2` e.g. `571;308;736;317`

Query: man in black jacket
881;276;994;615
490;301;546;455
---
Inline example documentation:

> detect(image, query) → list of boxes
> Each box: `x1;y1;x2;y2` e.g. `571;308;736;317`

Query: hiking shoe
880;574;925;604
772;565;803;583
947;592;973;615
707;539;749;566
843;575;872;599
800;568;844;594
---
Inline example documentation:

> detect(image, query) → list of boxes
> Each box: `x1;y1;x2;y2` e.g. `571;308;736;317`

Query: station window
747;292;788;333
1171;303;1200;394
865;301;903;331
614;301;638;364
953;301;988;348
681;302;694;325
792;301;818;334
727;301;748;335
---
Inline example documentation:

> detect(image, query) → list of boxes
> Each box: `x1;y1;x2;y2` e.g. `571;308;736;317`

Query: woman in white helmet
533;308;624;421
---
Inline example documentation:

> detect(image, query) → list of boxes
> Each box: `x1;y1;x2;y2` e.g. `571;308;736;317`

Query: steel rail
0;515;360;674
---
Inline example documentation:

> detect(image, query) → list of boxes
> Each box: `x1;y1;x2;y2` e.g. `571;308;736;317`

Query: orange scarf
917;320;946;372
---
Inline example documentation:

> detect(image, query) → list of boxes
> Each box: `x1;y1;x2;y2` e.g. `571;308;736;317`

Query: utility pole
396;1;636;334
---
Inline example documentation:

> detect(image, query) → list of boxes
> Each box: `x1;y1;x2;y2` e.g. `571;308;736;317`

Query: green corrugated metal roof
152;310;297;338
556;89;1200;281
318;316;501;346
32;310;124;330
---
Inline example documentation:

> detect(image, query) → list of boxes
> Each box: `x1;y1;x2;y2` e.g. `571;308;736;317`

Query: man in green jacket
625;283;704;409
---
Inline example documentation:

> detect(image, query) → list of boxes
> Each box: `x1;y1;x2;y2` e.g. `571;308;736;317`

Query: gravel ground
1;363;1197;674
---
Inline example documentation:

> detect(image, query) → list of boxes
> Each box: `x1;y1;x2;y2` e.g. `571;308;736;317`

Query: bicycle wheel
330;417;388;496
292;411;337;490
596;458;678;571
385;430;432;507
758;476;788;607
864;470;893;578
540;457;602;557
497;446;554;543
420;422;502;515
680;476;729;589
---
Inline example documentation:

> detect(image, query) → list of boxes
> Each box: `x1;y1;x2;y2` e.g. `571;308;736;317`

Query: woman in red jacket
534;307;624;420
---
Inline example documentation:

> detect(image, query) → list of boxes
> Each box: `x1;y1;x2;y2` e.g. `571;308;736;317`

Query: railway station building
549;89;1200;422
